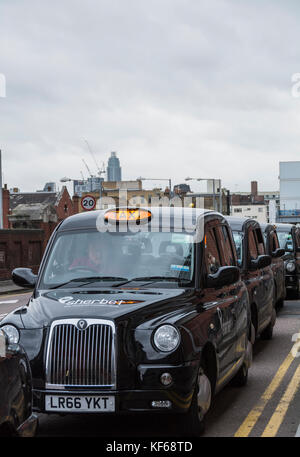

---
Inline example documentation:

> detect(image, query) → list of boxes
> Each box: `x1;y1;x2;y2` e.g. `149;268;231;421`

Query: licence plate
45;395;115;412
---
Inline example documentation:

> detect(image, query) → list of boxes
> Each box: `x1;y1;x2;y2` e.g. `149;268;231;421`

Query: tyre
182;365;212;436
261;303;277;340
231;362;248;387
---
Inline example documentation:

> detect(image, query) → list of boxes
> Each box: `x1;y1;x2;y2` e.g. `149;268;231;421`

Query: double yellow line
235;334;300;437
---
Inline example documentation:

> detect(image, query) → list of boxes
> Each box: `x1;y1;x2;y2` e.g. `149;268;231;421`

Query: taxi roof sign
104;208;152;223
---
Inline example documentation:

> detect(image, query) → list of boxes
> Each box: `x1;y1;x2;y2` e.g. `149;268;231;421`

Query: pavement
0;280;28;295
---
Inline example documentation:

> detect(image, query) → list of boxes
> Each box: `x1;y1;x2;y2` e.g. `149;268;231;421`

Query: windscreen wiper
49;276;128;289
113;276;190;287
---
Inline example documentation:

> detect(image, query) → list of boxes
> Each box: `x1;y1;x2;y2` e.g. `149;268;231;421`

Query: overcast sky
1;0;300;194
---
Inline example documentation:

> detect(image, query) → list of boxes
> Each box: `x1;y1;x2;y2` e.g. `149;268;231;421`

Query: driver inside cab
69;239;110;274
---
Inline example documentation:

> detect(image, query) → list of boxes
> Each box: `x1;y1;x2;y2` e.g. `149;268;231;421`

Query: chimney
251;181;258;197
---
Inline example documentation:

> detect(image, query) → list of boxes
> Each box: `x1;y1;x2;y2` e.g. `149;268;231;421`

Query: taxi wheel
231;362;248;387
184;365;212;436
260;322;273;340
261;306;276;340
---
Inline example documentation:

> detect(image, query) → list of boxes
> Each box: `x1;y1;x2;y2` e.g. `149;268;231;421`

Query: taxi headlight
153;325;180;352
1;325;20;344
286;261;296;273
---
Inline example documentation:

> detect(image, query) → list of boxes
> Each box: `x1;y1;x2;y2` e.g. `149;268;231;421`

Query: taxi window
254;228;265;255
232;231;243;266
248;229;258;260
204;229;221;274
216;225;235;266
277;231;293;252
270;231;279;252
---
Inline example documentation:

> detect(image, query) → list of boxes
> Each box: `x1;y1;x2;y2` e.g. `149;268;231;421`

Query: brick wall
56;186;75;221
0;229;45;280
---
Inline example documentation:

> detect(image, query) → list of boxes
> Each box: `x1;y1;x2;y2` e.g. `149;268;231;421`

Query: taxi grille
46;319;116;388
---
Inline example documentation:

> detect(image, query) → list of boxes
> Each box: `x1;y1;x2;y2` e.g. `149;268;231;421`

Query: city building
231;204;268;223
7;185;75;249
107;152;122;182
278;161;300;223
230;181;278;223
73;177;104;197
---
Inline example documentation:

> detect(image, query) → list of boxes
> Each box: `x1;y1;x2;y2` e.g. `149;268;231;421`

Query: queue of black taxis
0;207;252;435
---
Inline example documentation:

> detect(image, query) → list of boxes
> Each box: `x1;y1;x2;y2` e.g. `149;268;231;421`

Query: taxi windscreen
40;230;195;289
277;231;294;252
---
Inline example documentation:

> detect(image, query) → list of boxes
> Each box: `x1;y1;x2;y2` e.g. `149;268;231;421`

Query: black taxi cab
225;217;275;341
260;223;285;309
0;207;252;435
275;223;300;298
0;329;37;436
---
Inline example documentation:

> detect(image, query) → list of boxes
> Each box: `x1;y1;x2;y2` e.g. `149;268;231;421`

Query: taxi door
202;222;238;384
254;227;274;331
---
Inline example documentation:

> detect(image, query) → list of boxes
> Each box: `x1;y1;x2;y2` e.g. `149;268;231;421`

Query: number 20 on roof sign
81;195;96;211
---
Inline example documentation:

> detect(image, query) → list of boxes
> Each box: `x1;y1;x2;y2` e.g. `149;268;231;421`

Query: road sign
81;195;96;211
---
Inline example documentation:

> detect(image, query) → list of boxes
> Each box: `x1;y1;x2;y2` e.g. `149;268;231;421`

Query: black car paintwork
275;223;300;298
0;333;37;436
225;217;275;339
1;208;252;417
260;223;285;307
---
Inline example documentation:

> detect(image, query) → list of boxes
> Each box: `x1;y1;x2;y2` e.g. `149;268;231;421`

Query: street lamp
185;177;222;212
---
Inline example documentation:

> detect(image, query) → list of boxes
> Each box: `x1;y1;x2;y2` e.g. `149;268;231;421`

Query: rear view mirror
206;266;240;288
250;255;271;270
12;268;37;289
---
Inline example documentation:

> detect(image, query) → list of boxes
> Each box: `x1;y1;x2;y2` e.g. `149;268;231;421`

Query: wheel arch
200;342;217;395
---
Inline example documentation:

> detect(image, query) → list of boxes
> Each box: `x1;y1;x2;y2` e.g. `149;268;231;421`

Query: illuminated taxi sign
104;208;152;223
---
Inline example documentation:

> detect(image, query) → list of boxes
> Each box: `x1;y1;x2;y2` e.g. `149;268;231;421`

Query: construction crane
83;138;105;178
82;158;93;177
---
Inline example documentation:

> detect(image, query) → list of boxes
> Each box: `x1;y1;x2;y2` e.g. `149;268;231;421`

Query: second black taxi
226;217;276;341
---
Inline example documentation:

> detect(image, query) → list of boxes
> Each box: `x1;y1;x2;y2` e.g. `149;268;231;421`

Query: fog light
151;400;172;409
160;372;173;386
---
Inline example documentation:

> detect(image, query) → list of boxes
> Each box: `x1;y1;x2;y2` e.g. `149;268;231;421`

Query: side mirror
206;266;240;289
250;255;271;270
12;268;37;289
272;248;285;258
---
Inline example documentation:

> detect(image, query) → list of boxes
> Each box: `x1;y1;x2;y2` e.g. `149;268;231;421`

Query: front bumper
33;362;199;415
285;274;299;291
33;388;195;415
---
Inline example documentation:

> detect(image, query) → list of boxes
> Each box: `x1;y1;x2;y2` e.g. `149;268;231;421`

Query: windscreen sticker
171;234;191;243
170;265;190;272
59;296;143;307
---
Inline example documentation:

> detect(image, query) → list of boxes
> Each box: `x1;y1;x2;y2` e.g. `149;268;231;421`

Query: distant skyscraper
107;152;122;182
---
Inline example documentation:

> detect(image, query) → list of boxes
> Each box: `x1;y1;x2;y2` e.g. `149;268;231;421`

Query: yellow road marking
235;334;300;437
261;362;300;437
